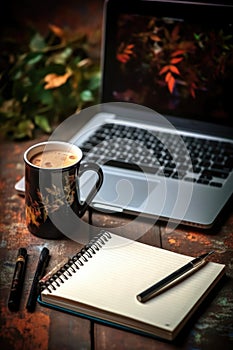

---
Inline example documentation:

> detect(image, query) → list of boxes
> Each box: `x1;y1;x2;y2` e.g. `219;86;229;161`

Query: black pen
26;247;50;312
8;248;28;311
137;251;214;303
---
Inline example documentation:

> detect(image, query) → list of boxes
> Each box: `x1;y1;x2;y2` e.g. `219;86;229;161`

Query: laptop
16;0;233;229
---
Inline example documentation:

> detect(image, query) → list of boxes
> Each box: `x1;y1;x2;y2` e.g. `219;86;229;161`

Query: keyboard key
202;169;229;179
210;182;222;188
190;158;200;166
199;173;213;181
225;156;233;170
166;161;176;169
199;160;211;168
84;155;100;162
211;164;231;173
197;178;209;185
192;166;202;174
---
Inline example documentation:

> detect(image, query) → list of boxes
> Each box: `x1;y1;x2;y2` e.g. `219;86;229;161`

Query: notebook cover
37;295;166;340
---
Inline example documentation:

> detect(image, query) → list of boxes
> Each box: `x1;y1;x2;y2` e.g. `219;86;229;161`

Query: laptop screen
101;0;233;129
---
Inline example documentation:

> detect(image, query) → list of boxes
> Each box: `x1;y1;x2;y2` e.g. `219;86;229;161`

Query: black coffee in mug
24;141;103;239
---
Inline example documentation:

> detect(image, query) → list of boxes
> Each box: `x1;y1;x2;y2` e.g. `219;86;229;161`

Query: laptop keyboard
80;123;233;188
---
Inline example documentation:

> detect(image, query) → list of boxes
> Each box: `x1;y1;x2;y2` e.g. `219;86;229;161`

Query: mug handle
77;162;104;217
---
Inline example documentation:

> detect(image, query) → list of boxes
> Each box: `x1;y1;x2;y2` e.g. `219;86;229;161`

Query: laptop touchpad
85;172;160;211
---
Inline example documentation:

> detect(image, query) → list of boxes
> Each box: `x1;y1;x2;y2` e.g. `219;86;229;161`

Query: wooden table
0;136;233;350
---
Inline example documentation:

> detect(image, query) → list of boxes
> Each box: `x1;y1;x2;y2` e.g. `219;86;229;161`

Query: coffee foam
30;150;79;168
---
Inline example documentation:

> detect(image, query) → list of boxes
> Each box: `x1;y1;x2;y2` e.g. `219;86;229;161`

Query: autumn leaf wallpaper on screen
111;14;233;125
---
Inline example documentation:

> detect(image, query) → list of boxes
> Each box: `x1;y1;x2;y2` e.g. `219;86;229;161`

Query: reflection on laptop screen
103;3;233;128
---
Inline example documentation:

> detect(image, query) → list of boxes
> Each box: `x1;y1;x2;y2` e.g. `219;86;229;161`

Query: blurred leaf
88;73;101;90
166;73;175;93
39;89;54;106
14;120;34;139
171;50;186;57
77;58;92;68
27;53;43;66
49;24;65;40
150;34;161;42
0;99;20;115
117;43;134;64
80;90;93;102
30;33;46;52
44;71;72;89
171;25;180;41
170;57;183;64
159;66;170;75
34;115;52;133
47;47;73;65
169;65;180;75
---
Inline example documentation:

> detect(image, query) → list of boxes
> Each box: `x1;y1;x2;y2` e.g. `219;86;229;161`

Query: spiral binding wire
40;230;112;293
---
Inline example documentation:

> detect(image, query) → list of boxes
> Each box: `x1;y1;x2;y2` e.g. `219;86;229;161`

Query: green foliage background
0;25;101;139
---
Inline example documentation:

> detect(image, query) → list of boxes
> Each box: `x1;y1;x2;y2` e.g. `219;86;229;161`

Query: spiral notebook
39;231;225;340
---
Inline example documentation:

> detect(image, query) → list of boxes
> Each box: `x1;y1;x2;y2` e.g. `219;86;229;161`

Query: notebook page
42;233;225;333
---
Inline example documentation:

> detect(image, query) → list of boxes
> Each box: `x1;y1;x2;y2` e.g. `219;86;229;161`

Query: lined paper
42;232;225;339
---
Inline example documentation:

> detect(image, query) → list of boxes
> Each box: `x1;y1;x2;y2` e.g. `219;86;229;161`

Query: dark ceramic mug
24;141;103;239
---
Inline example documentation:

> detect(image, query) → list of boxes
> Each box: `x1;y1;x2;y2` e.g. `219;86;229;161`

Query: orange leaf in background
44;71;72;89
170;57;183;64
150;34;162;42
159;65;170;75
171;25;180;41
117;43;134;64
190;83;197;98
165;71;172;82
164;72;175;93
49;24;65;39
169;65;180;75
190;88;196;98
117;54;130;63
167;74;175;93
126;44;134;49
171;49;186;57
124;48;134;54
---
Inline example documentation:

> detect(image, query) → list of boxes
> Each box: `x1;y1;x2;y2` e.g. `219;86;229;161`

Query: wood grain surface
0;136;232;350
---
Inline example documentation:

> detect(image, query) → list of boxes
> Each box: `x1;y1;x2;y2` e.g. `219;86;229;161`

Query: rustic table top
0;136;233;350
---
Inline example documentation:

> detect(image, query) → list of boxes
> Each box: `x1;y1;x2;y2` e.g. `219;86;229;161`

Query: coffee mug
24;141;103;239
